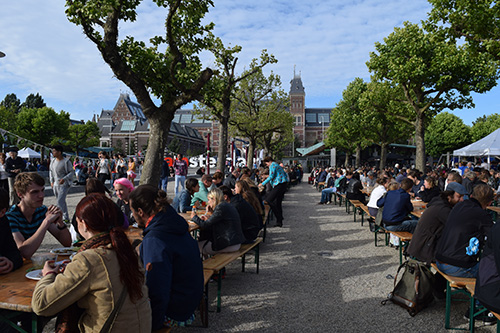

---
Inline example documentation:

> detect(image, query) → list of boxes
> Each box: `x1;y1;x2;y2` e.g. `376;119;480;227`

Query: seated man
220;185;261;243
6;172;71;259
191;174;213;207
407;182;467;264
376;178;416;233
318;170;339;205
435;183;494;278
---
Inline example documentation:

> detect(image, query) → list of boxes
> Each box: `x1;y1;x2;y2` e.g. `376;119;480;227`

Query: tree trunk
379;143;387;170
344;152;349;167
355;144;361;168
217;113;229;173
140;112;171;186
414;113;426;171
247;140;255;168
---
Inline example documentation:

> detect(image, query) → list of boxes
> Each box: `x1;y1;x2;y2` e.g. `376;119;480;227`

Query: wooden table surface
0;260;37;312
487;206;500;214
410;200;426;218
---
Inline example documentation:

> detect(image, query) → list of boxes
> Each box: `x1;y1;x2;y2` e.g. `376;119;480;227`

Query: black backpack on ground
381;259;435;316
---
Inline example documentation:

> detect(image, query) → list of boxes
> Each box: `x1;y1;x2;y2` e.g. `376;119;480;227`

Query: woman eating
31;193;151;332
191;188;245;256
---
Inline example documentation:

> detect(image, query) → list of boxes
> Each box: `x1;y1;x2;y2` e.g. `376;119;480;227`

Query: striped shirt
262;162;288;187
7;205;48;240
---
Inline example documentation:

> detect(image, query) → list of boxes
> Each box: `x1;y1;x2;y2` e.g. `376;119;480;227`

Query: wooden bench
347;200;365;224
431;263;476;330
198;269;214;328
386;230;412;265
203;238;263;313
359;204;373;226
465;282;500;331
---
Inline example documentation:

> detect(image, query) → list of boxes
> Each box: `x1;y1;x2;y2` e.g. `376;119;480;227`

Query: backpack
381;259;435;316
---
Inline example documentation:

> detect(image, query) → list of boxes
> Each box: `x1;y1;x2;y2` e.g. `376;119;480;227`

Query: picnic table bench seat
431;263;476;330
203;237;263;313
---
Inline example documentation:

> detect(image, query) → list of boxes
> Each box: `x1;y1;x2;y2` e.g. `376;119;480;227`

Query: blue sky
0;0;498;125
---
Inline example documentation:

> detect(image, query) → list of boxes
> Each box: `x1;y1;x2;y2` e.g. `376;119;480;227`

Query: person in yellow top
127;157;137;183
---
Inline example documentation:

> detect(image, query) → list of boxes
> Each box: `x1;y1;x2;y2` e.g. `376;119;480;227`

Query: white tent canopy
17;147;41;159
453;128;500;157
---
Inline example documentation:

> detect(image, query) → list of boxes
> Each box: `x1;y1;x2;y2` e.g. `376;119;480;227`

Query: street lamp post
206;130;211;175
320;116;325;141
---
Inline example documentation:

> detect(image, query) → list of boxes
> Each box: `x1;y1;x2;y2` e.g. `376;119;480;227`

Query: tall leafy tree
16;107;70;148
425;112;471;157
65;0;215;185
198;40;276;172
324;78;371;167
470;113;500;141
66;121;101;156
230;68;291;167
1;93;21;114
367;21;499;171
428;0;500;61
359;81;413;169
21;93;46;109
0;105;17;131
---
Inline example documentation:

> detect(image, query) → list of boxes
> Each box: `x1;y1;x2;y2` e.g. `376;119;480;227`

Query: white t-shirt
367;184;387;209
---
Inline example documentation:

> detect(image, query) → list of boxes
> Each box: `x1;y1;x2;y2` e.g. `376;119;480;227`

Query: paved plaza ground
39;179;497;332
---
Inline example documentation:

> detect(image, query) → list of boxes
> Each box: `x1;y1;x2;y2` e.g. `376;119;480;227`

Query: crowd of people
0;146;302;332
311;161;500;325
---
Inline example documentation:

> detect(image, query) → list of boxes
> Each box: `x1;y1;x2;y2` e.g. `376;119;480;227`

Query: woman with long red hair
31;193;151;332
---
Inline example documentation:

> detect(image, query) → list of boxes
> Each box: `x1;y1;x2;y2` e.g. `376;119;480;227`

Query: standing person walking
173;154;188;195
49;145;74;222
159;159;170;191
5;147;25;206
259;156;288;227
96;151;111;185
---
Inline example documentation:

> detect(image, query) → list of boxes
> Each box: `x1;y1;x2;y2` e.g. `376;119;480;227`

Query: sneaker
464;307;497;326
317;202;325;205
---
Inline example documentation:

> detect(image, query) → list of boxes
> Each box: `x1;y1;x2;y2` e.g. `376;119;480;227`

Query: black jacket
192;202;245;251
5;156;26;178
0;216;22;271
230;194;262;243
435;198;493;268
418;186;440;203
407;195;452;264
475;222;500;313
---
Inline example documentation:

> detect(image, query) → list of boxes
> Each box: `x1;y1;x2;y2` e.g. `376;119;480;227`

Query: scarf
56;232;112;333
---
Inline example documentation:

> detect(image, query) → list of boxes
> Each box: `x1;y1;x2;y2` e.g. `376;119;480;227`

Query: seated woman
129;185;203;330
418;176;440;203
76;167;89;186
191;188;245;256
31;193;151;332
366;176;390;217
172;177;199;213
114;178;136;227
235;180;264;221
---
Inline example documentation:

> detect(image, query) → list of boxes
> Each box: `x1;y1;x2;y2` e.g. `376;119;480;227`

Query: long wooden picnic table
410;199;426;218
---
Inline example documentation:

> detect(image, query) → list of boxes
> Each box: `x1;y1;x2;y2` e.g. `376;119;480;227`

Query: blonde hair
388;181;400;191
207;188;224;207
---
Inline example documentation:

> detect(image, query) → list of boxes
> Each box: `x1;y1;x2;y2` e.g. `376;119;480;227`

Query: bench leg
216;271;222;313
200;284;209;327
255;245;260;274
241;253;246;273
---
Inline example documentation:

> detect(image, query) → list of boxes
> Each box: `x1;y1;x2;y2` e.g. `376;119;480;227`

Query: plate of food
25;269;43;281
50;247;79;256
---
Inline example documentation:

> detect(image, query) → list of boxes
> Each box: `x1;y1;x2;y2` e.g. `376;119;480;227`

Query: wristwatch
57;223;68;230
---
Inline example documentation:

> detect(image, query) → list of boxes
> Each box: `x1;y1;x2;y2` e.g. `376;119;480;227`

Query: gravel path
40;181;496;332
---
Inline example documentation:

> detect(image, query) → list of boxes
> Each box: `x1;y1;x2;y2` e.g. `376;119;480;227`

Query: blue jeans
159;177;168;191
384;219;418;233
436;261;479;278
175;175;185;195
320;187;336;203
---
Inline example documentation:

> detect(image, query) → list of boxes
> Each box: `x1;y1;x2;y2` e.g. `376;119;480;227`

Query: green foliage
470;113;500;141
427;0;500;61
16;107;70;147
0;105;17;131
366;21;499;170
425;112;471;156
65;0;215;185
230;67;292;165
21;93;46;109
1;93;21;114
324;78;371;154
114;139;124;154
167;135;181;154
67;121;101;154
